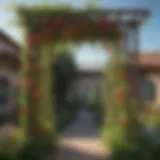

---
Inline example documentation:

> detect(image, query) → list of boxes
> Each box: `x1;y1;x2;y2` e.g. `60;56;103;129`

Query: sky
0;0;159;70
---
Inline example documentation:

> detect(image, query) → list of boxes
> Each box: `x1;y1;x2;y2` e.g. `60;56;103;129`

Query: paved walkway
55;110;108;160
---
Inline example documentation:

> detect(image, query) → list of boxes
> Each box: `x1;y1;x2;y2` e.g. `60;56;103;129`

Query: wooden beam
18;7;150;25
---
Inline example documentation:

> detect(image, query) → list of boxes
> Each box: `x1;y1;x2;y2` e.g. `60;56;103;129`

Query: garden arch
16;6;149;145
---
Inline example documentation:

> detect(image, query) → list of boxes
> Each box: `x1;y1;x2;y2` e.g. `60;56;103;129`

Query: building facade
129;53;160;109
73;53;160;109
69;69;104;107
0;30;20;123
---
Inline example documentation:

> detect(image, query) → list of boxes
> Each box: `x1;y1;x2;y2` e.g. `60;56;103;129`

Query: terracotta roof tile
129;52;160;67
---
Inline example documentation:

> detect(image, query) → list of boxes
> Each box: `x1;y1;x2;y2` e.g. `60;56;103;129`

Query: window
0;78;10;107
139;79;155;102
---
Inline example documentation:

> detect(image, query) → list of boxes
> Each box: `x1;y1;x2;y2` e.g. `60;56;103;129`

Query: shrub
0;124;26;160
105;127;152;160
89;99;104;127
104;123;160;160
142;105;160;130
56;109;75;132
19;136;56;160
103;124;130;150
151;142;160;160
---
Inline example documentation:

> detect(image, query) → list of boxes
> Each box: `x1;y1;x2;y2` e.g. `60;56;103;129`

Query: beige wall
147;72;160;107
0;35;20;111
137;71;160;109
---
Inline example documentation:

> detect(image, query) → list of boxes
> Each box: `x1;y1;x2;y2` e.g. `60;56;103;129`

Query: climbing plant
16;4;120;139
103;51;142;158
15;4;145;159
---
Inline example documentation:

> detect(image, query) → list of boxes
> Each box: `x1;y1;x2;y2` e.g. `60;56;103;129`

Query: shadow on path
55;145;107;160
54;110;108;160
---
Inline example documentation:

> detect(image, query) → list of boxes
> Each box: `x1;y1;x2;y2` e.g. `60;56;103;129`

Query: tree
52;51;78;110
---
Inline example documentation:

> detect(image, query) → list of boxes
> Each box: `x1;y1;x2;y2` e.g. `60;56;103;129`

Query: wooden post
18;29;29;136
38;45;55;139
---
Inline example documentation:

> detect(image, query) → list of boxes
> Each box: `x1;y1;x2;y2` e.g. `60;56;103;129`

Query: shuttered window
139;80;155;102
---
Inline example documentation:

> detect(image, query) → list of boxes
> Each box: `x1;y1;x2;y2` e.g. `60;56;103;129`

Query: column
19;30;42;137
104;39;128;124
38;45;55;139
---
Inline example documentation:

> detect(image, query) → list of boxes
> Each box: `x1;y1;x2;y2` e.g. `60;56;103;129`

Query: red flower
98;20;107;29
20;108;29;115
33;64;40;70
25;79;33;88
32;127;41;137
45;28;52;35
120;71;128;78
130;85;136;95
53;17;64;24
28;48;35;56
116;87;126;105
116;87;124;96
50;22;58;29
29;34;39;44
120;118;128;126
33;89;40;100
117;96;125;105
50;17;64;29
26;62;31;69
27;63;39;70
40;17;48;23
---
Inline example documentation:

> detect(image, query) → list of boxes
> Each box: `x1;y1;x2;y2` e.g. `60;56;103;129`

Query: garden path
55;110;108;160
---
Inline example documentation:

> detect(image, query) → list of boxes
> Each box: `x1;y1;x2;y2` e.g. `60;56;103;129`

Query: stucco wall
137;70;160;109
0;33;20;120
147;72;160;107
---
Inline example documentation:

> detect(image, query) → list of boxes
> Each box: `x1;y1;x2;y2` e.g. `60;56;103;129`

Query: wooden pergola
16;6;150;147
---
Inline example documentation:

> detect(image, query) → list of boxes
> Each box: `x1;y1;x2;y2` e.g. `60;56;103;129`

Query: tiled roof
0;30;20;59
129;52;160;68
0;30;20;50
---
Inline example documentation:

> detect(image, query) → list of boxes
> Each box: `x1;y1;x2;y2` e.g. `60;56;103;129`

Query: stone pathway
55;110;108;160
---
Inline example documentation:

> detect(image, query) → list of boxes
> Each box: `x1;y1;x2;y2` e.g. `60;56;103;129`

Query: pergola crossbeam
16;6;150;154
18;7;149;26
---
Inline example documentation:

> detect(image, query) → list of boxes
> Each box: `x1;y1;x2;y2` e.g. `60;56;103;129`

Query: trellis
16;6;149;146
